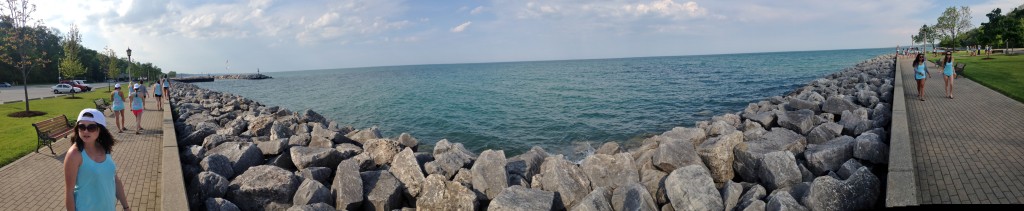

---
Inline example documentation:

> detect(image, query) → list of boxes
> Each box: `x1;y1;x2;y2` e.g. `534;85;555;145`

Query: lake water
194;48;891;156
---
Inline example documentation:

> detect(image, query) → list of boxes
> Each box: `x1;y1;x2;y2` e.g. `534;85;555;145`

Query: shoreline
170;54;895;210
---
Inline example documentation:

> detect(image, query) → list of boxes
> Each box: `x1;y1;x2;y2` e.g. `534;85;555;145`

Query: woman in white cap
130;83;144;134
109;83;127;133
63;109;130;211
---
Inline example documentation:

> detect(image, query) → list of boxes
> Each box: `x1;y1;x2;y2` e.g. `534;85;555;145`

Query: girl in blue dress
912;53;931;101
63;109;130;211
110;84;127;133
942;52;956;99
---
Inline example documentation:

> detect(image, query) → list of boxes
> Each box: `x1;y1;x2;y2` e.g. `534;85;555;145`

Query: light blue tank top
154;84;162;95
75;150;116;210
944;62;954;76
132;92;144;110
112;93;125;111
162;80;169;88
915;64;927;80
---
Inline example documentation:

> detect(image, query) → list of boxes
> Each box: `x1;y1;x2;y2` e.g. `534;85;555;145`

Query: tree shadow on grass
7;111;47;118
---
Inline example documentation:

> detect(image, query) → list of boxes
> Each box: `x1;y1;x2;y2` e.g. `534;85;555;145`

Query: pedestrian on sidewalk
152;80;163;111
913;53;931;101
110;83;127;133
161;76;170;102
130;84;144;134
942;52;956;99
137;80;148;109
63;109;130;211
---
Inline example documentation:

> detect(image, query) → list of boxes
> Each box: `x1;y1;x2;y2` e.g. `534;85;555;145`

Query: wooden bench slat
33;114;72;154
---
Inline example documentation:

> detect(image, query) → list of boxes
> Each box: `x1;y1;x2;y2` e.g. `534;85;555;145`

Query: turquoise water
194;48;890;156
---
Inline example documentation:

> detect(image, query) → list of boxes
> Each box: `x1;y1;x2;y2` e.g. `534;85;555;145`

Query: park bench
954;63;966;78
94;99;109;114
32;115;73;154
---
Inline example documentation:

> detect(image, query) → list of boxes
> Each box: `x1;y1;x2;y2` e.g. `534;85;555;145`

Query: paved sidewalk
0;95;166;210
899;58;1024;204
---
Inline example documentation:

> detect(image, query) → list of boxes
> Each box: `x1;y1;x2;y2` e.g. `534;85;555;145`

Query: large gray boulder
267;150;296;171
424;139;476;179
248;116;275;136
785;98;821;113
181;145;205;166
580;153;639;190
733;128;805;182
183;124;217;146
534;155;592;209
488;185;556;211
200;154;235;179
471;149;509;200
270;121;293;141
205;198;241;211
288;134;311;147
570;186;613;211
417;174;479;210
360;170;404;211
331;160;363;210
640;169;668;205
363;139;402;167
838;109;872;136
776;109;816;135
346;126;382;144
289;146;344;170
292;179;332;206
188;172;229;207
310;124;340;148
806;122;843;145
696;131;744;183
202;134;235;151
766;191;808;211
296;167;332;187
506;146;549;185
721;181;743;211
286;203;334;211
652;135;703;173
390;148;426;197
665;164;724;211
611;182;658;211
300;109;327;125
804;136;855;175
803;167;880;211
738;184;766;210
595;141;621;155
207;142;264;176
659;127;708;149
217;118;247;136
227;165;301;211
255;138;288;156
822;96;859;115
854;132;888;164
836;159;864;180
397;133;419;151
758;151;801;191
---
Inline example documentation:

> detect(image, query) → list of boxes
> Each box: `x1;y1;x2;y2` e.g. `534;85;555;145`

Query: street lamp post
126;47;132;82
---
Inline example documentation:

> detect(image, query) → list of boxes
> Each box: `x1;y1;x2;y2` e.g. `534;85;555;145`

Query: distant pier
172;74;272;83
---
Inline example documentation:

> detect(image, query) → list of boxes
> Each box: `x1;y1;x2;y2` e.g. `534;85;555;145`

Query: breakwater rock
170;55;894;210
215;74;273;80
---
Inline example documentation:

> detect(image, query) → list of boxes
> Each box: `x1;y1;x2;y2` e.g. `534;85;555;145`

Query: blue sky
31;0;1024;73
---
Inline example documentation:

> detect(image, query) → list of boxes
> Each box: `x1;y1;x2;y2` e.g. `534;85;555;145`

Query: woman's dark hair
913;53;924;67
71;113;115;154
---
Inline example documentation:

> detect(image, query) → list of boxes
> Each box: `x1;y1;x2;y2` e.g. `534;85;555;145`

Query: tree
58;23;85;98
0;0;49;116
99;46;118;91
168;71;176;78
916;24;938;53
935;6;974;49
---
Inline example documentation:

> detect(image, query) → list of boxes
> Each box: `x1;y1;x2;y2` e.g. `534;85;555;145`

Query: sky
27;0;1024;74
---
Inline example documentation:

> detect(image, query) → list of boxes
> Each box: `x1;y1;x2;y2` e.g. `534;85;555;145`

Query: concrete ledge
159;97;189;210
886;56;919;207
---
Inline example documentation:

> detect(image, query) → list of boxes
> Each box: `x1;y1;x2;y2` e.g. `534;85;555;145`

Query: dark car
0;82;11;87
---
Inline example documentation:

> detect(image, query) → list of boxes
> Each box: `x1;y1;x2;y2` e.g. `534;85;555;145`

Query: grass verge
951;52;1024;103
0;90;111;167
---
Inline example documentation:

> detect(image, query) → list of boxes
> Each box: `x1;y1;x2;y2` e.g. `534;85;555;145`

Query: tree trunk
21;67;30;112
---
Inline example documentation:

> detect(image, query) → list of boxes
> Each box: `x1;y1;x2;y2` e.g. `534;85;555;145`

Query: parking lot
0;83;112;104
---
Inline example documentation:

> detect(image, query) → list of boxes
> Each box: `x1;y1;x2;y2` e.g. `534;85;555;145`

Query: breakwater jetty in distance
173;74;273;83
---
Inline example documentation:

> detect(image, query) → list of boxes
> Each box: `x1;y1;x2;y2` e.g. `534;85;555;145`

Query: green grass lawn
950;52;1024;103
0;90;112;167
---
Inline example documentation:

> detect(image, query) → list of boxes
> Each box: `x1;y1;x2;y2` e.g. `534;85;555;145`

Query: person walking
137;80;148;109
130;83;144;134
152;81;163;111
912;53;932;101
63;109;130;211
110;83;127;133
942;52;956;99
161;77;170;102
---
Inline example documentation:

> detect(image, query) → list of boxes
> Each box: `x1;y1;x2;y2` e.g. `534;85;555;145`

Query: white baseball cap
133;83;140;89
76;108;107;128
114;83;121;88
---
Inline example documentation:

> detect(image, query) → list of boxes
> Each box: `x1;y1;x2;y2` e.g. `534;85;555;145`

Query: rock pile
171;55;894;210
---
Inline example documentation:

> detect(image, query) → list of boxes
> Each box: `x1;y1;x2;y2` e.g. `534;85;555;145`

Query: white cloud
451;21;472;33
471;6;486;15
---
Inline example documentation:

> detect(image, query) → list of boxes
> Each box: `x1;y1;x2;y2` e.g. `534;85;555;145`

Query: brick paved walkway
0;95;166;210
899;58;1024;204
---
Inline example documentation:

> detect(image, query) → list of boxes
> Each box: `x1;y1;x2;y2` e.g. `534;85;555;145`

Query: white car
52;84;81;94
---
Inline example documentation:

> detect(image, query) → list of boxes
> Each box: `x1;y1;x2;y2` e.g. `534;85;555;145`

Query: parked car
0;82;11;87
59;80;91;92
52;84;81;94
